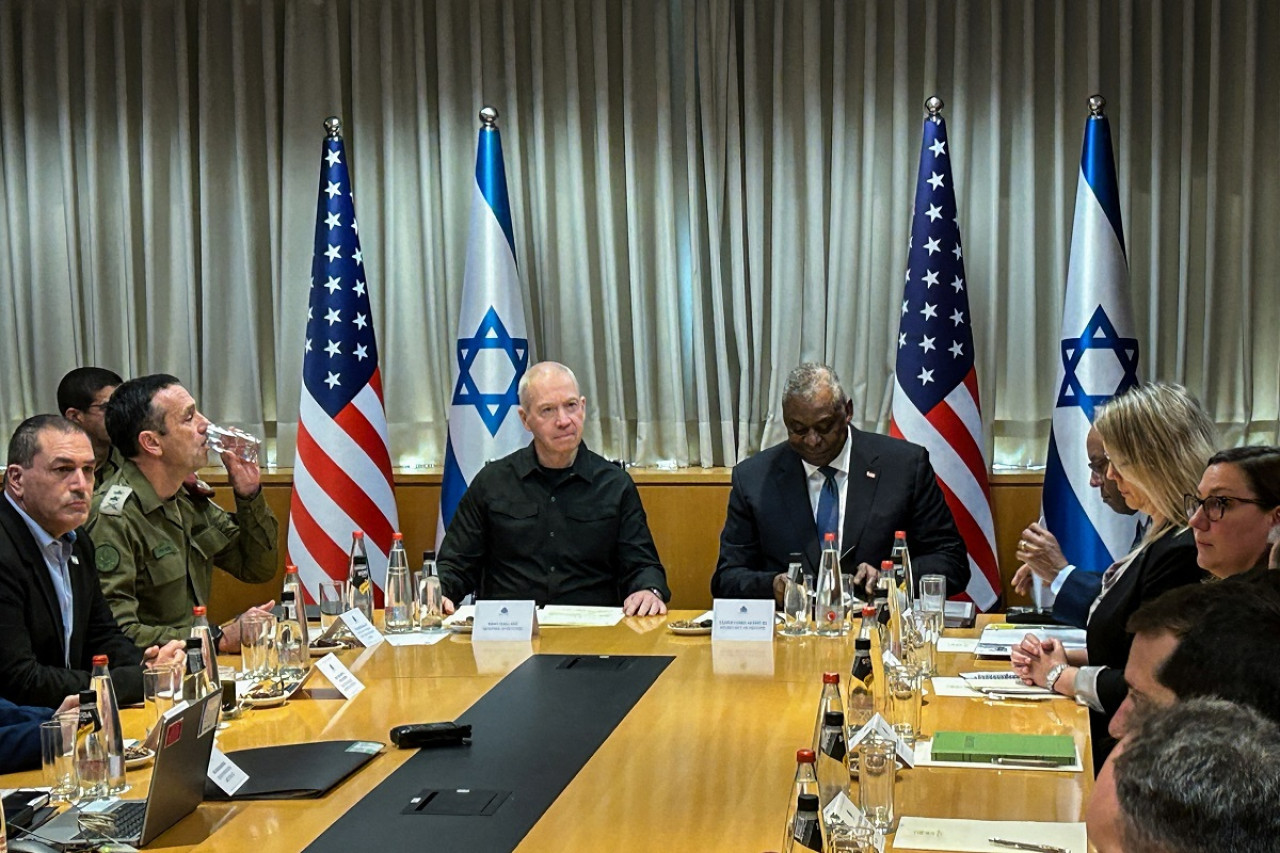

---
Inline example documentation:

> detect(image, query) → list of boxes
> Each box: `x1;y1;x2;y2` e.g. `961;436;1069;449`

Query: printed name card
207;746;250;795
848;713;916;768
711;599;775;642
822;793;886;853
315;652;366;699
473;600;539;641
339;608;385;648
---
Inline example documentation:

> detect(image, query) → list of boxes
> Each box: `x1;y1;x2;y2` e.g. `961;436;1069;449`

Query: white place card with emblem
472;600;539;641
711;599;775;642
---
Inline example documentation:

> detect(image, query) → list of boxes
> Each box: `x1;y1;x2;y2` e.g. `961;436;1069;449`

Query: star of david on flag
1041;98;1142;593
890;99;1001;612
287;118;399;603
437;108;532;548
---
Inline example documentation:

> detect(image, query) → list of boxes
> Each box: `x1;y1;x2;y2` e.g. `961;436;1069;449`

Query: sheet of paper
912;739;1083;773
536;605;625;627
975;624;1086;657
473;600;538;640
894;816;1088;852
340;608;385;648
314;652;366;699
937;637;979;653
207;746;250;795
711;599;775;642
960;672;1058;697
930;677;1061;701
382;630;452;647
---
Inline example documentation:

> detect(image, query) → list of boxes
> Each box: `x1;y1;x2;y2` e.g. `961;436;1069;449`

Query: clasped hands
1010;633;1068;689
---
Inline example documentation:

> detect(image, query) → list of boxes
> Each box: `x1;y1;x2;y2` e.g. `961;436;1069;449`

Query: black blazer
711;429;969;599
1051;570;1103;629
0;496;145;707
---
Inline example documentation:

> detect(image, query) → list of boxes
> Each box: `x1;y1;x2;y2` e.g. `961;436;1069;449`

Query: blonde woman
1011;383;1215;768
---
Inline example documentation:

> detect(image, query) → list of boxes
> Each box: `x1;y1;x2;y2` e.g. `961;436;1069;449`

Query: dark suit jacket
1085;526;1203;764
1051;569;1103;629
0;496;145;707
711;430;970;600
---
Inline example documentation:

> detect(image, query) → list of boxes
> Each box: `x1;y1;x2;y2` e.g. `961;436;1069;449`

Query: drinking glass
841;573;860;622
780;575;810;636
240;611;278;679
414;571;443;630
40;713;79;803
902;610;938;676
858;736;897;833
206;423;261;464
317;580;347;631
829;824;877;853
918;574;946;614
887;663;923;744
143;665;179;735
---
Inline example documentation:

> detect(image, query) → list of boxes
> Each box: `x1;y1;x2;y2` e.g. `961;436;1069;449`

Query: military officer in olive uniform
87;374;278;653
56;366;126;488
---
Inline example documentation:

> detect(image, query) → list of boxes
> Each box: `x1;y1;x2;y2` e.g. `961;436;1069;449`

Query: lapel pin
866;470;877;479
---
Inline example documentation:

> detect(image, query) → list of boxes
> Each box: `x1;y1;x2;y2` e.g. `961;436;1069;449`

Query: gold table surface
3;614;1092;851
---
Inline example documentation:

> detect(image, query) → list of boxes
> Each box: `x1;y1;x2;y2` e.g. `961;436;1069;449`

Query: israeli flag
437;108;531;548
1041;98;1142;592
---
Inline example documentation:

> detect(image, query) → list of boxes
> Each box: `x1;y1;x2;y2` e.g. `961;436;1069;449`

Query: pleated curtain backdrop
1;0;1276;469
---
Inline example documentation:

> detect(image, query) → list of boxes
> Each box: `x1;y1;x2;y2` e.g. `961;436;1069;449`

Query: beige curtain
2;0;1276;470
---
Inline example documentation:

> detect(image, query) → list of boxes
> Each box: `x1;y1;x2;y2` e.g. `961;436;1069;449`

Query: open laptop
38;691;221;848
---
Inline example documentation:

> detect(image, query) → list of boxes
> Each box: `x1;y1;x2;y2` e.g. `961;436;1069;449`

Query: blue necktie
816;466;839;546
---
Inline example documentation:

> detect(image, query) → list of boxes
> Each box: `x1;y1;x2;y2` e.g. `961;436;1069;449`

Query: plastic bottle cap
393;532;403;541
193;605;206;616
352;530;365;539
796;748;816;763
855;638;871;650
895;530;906;538
79;690;95;703
881;560;894;569
824;710;845;726
797;793;820;810
822;671;840;684
185;638;201;649
91;654;108;665
788;552;802;561
823;532;836;541
862;605;876;616
285;564;298;574
423;550;436;562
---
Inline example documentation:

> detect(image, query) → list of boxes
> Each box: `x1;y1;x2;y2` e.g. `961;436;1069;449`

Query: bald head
518;362;579;409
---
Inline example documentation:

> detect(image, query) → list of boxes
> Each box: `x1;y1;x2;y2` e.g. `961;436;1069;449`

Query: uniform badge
99;484;134;516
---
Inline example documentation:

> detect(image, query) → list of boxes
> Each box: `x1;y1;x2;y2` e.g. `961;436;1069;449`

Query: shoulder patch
96;544;121;573
99;484;133;516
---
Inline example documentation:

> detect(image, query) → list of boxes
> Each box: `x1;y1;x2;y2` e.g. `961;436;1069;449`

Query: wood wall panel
207;470;1044;624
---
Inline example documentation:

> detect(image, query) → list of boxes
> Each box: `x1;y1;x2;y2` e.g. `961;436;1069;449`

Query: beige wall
207;469;1044;624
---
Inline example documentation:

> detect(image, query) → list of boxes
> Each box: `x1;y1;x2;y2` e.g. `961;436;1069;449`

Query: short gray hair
1115;698;1280;852
782;363;848;407
517;361;579;409
7;415;88;468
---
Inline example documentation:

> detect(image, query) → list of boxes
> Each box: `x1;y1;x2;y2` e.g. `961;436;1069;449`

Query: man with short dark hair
438;362;670;616
1087;698;1280;853
56;366;125;484
87;375;278;651
712;363;968;603
1108;575;1280;738
0;415;183;707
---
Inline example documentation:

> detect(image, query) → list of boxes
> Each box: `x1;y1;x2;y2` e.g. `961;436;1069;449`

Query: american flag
287;118;399;602
1041;97;1141;594
890;100;1000;611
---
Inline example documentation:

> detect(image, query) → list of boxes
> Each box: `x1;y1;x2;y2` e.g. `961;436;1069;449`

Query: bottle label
791;814;823;851
820;728;847;763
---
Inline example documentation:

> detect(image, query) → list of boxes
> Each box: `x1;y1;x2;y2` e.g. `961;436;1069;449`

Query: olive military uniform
86;459;279;647
93;445;125;493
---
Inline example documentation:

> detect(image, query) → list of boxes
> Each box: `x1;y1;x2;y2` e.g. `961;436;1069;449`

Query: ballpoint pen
990;756;1062;768
989;838;1069;853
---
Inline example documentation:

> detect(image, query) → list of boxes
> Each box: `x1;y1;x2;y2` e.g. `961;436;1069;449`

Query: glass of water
858;735;897;833
780;575;811;635
240;611;278;678
887;663;923;744
317;580;347;631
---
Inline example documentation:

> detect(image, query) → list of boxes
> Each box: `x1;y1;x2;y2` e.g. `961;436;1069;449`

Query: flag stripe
296;422;396;547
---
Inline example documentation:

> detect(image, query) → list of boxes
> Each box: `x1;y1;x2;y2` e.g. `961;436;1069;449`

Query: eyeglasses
1183;493;1271;522
1087;456;1111;476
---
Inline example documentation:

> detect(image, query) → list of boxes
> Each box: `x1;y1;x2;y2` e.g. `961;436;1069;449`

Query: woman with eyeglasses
1185;446;1280;578
1011;383;1214;768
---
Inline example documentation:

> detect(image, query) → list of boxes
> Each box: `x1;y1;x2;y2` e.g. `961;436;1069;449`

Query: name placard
473;600;539;641
849;712;915;768
339;608;385;648
315;652;366;699
207;746;250;795
711;599;775;642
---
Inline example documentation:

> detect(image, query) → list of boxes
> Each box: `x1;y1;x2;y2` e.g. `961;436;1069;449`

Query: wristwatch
210;623;225;653
648;588;664;600
1044;662;1069;693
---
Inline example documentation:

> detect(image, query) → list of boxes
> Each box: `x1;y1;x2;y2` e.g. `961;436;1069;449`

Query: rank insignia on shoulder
99;484;134;516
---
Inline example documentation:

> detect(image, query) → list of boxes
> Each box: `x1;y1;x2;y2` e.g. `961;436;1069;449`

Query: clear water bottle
90;656;127;794
891;529;915;609
415;550;444;630
814;532;846;636
345;531;374;622
881;559;903;658
191;606;220;688
812;671;845;754
183;637;214;701
282;564;311;650
817;709;849;809
847;637;877;779
785;793;825;853
781;749;821;853
384;533;413;634
75;689;108;799
276;590;309;678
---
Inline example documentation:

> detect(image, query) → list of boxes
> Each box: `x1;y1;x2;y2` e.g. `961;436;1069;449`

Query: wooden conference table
4;613;1093;851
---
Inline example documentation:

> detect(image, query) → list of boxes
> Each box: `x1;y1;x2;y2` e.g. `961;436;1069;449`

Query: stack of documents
974;623;1086;658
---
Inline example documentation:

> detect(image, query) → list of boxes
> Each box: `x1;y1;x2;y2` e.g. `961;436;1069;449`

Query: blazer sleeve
904;448;970;597
710;466;776;600
0;699;52;773
1052;570;1102;630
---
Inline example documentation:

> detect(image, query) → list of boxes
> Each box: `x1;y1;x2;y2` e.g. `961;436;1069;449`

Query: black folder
204;740;385;800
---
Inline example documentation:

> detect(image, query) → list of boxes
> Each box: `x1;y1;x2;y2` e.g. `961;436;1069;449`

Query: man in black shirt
438;362;669;616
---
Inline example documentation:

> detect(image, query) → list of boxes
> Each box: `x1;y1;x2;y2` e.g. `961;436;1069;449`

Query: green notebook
930;731;1076;766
